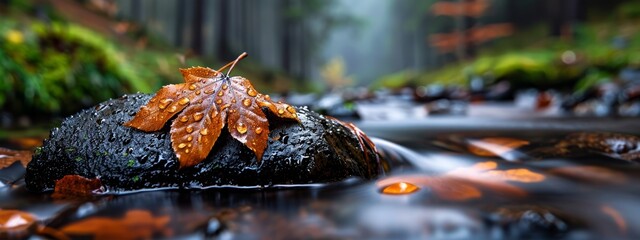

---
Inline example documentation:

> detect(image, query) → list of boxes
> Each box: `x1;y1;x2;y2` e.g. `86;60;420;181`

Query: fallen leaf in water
52;175;103;199
548;166;626;184
485;169;545;183
0;209;37;239
377;161;544;201
429;177;483;201
470;161;498;171
0;148;32;168
536;92;553;110
125;53;299;168
61;210;171;240
381;182;420;195
449;161;544;185
601;205;627;233
467;138;529;157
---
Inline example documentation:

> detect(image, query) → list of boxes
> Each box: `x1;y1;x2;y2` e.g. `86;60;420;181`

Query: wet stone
25;94;382;192
488;205;574;239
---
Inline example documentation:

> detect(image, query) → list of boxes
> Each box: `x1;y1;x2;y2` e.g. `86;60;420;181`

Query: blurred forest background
1;0;640;126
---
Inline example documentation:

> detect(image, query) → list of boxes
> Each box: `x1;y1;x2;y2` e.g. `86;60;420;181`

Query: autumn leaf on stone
124;53;299;168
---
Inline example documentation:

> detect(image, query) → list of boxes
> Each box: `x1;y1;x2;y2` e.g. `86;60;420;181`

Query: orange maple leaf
124;53;299;168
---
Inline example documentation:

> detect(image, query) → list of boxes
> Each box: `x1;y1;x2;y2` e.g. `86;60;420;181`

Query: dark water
2;117;640;239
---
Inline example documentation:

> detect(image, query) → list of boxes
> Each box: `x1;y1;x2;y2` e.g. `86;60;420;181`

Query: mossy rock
26;94;383;192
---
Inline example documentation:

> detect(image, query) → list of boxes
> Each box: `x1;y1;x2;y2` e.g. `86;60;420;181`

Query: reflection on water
2;126;640;239
0;210;36;239
380;182;420;195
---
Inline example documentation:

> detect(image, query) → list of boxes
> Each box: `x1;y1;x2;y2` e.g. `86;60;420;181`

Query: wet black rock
488;206;574;239
26;94;382;192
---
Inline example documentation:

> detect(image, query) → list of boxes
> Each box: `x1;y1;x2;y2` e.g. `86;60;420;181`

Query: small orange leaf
381;182;420;195
485;169;545;183
53;175;103;199
125;53;299;168
430;178;483;201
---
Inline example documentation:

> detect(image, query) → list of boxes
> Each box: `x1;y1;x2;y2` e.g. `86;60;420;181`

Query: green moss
0;18;156;115
34;147;42;155
127;159;135;167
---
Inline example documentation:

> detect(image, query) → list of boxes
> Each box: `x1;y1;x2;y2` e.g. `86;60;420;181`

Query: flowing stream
1;117;640;239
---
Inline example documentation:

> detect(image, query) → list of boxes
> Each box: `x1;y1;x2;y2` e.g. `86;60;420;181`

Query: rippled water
2;117;640;239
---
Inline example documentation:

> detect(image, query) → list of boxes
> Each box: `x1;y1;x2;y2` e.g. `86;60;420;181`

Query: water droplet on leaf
159;99;173;109
243;99;251;107
193;113;203;121
286;105;295;114
236;122;247;134
247;88;257;97
178;97;190;105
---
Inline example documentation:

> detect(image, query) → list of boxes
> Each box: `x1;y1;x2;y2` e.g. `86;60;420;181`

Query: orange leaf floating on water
0;148;32;168
60;210;170;240
381;182;420;195
485;169;545;183
377;161;545;201
428;177;483;201
467;137;529;157
125;52;299;168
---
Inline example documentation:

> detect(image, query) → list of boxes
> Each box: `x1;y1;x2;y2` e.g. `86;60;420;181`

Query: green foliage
0;18;155;115
617;1;640;19
375;19;639;91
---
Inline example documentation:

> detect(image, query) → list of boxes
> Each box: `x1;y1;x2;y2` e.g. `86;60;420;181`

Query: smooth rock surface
26;94;382;192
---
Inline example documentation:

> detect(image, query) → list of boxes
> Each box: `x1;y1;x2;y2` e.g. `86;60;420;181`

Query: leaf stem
217;52;248;74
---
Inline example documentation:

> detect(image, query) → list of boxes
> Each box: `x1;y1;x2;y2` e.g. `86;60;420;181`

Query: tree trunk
280;0;292;75
217;0;233;60
175;0;185;47
191;0;205;54
131;0;142;22
547;0;564;37
464;15;477;59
